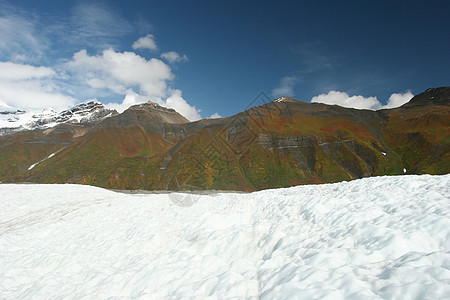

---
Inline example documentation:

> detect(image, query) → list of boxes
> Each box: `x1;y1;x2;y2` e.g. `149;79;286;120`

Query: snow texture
0;175;449;299
275;97;288;103
0;100;111;133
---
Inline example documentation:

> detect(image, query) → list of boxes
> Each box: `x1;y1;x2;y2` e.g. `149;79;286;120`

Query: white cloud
104;89;149;113
0;62;55;80
68;49;201;120
106;89;201;121
165;89;201;121
209;112;222;119
311;91;381;110
311;90;414;110
272;75;298;98
0;99;14;111
383;91;414;109
132;34;158;51
0;4;200;120
0;62;76;111
161;51;188;63
67;49;173;99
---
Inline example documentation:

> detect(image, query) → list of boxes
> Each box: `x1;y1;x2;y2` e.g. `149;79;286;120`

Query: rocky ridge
1;87;449;191
0;100;117;135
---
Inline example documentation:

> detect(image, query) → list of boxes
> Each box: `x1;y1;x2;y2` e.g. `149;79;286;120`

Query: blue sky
0;0;449;120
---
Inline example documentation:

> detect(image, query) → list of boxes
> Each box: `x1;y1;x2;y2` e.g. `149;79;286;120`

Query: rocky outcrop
0;101;117;135
401;87;450;108
2;87;449;191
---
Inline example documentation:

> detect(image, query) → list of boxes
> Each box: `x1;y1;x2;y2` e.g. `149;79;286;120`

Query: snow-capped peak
0;100;117;135
40;108;58;114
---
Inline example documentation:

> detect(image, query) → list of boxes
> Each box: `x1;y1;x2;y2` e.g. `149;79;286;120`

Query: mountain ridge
0;100;118;136
400;87;450;108
2;87;449;190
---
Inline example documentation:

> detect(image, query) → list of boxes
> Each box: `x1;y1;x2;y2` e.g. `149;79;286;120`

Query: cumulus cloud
106;89;201;121
0;62;76;111
311;91;381;110
66;49;201;120
165;89;201;121
132;34;157;50
311;90;414;110
67;49;173;98
0;62;55;80
104;89;148;113
209;112;223;119
0;4;201;120
272;75;298;98
383;91;414;109
161;51;188;63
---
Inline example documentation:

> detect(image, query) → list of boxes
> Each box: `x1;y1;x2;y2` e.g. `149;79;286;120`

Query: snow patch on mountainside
28;151;59;170
0;175;449;298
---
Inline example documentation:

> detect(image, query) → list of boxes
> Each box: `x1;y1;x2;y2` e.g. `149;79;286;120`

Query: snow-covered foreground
1;175;449;299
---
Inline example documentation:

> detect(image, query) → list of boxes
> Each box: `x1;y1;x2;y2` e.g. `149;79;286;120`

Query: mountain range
1;87;449;191
0;100;117;135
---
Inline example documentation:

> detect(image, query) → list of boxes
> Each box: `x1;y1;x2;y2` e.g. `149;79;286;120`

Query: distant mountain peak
138;101;177;112
1;87;448;191
273;97;299;103
127;101;189;123
0;100;117;135
98;100;189;131
401;86;450;108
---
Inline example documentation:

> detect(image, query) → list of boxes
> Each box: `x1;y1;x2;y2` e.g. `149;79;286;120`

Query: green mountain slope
4;87;449;191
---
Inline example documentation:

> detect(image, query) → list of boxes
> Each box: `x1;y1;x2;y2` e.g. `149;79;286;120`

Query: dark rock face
0;127;18;135
32;101;117;127
56;101;114;124
0;110;26;115
256;134;317;171
256;134;315;150
401;87;450;108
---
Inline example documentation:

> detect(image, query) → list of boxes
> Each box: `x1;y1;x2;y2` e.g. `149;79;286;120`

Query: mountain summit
401;87;450;108
0;100;117;135
1;87;449;190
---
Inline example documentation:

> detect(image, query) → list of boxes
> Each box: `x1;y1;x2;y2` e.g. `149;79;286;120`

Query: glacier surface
0;175;449;299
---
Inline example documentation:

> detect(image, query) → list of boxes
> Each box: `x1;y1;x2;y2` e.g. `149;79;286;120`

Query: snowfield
0;175;449;299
